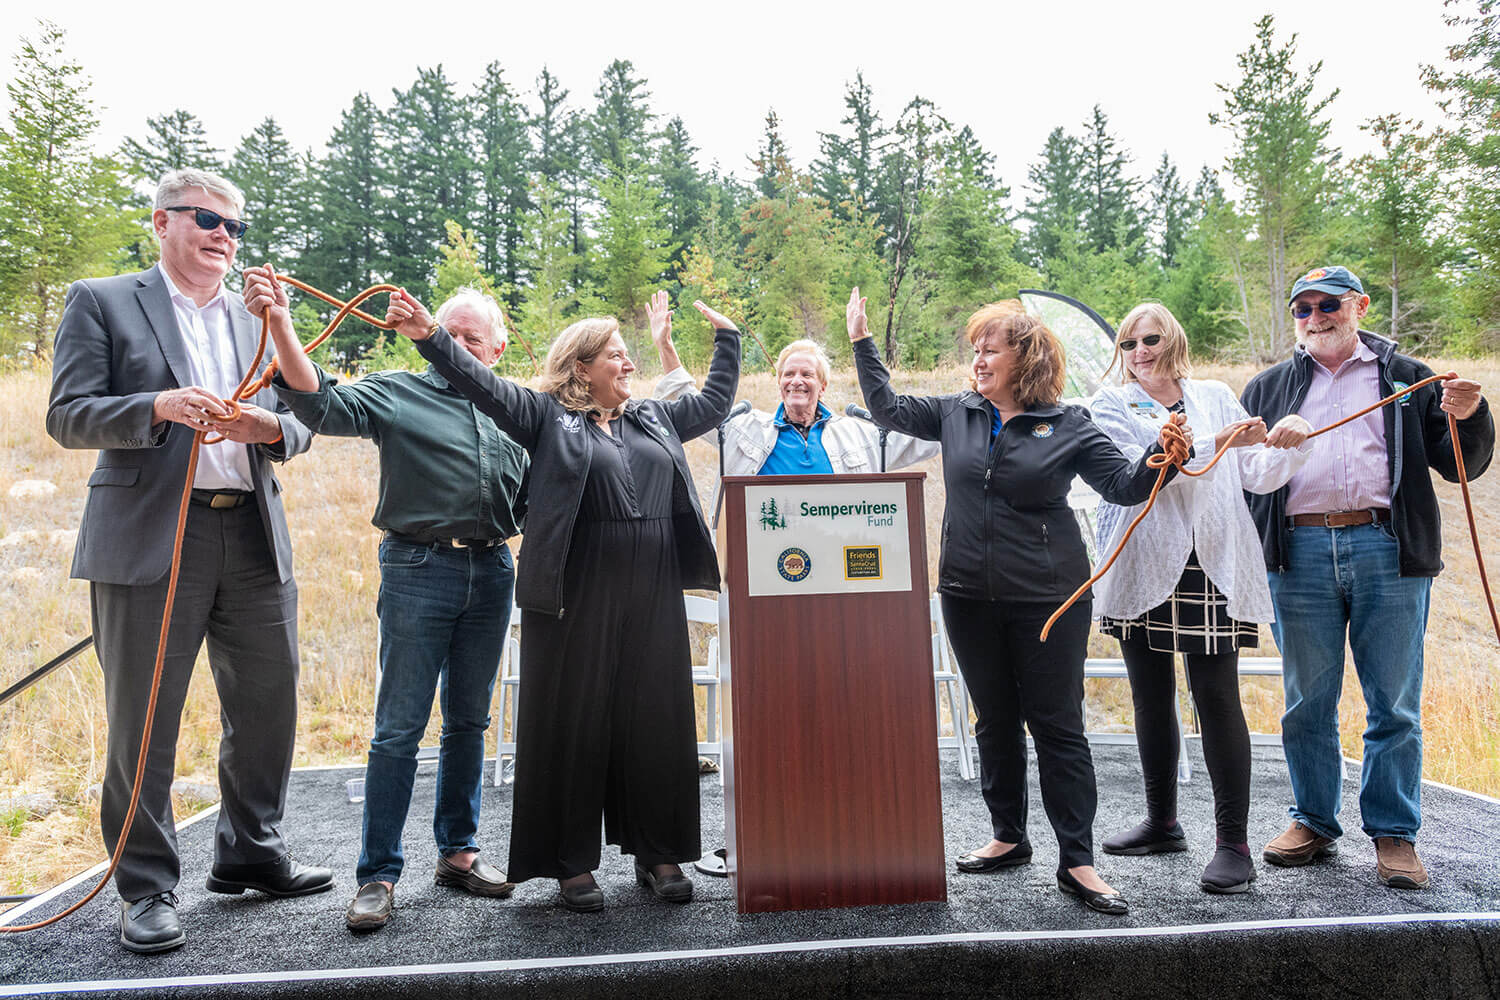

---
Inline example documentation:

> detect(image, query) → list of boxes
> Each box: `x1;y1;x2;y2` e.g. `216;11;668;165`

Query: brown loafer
435;854;515;898
1263;821;1338;867
1375;837;1429;889
345;882;394;932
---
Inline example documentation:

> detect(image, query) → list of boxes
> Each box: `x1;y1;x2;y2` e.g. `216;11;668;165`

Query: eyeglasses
165;206;249;240
1117;334;1162;352
1290;294;1355;319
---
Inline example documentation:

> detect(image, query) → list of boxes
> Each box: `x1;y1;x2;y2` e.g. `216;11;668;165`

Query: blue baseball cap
1288;265;1364;304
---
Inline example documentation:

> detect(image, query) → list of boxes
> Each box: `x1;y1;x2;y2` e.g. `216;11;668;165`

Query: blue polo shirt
756;402;836;475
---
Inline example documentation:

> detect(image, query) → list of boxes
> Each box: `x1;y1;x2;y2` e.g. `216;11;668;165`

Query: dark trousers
91;502;299;902
941;595;1096;871
507;519;700;882
1117;633;1251;845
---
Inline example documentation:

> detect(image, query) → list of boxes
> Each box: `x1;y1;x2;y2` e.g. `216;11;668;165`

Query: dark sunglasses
1290;295;1352;319
1117;334;1162;352
165;206;249;240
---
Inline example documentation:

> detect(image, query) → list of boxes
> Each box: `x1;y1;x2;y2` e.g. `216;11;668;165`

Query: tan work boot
1262;821;1338;867
1375;837;1429;889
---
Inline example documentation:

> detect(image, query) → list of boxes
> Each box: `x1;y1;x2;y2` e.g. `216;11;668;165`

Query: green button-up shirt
274;366;527;541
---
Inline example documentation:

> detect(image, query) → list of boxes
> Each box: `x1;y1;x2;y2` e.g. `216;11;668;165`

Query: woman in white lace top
1090;302;1311;895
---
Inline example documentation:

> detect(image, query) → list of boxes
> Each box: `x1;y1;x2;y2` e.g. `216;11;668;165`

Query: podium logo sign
744;482;912;596
844;546;881;580
777;547;812;581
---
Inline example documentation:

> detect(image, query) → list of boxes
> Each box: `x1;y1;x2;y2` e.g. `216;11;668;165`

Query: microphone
845;403;874;422
722;400;752;425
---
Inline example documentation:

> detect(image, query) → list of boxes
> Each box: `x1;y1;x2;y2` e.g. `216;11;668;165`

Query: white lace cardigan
1088;379;1312;624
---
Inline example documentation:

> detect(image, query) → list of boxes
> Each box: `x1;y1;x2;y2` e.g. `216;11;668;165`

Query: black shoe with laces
120;891;185;954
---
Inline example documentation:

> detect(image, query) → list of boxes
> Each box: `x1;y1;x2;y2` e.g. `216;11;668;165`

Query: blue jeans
1266;522;1430;843
357;538;514;885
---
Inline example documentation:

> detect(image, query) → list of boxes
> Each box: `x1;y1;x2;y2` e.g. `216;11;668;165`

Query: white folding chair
683;594;723;760
931;596;977;780
493;602;523;786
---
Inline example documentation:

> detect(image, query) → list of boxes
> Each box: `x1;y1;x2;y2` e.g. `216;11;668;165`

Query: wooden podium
717;472;946;913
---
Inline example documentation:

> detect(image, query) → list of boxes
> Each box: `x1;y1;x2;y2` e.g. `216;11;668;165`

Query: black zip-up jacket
416;326;741;617
1240;331;1494;577
853;337;1175;605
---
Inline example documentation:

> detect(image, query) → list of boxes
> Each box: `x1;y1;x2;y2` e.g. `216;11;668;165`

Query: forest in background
0;4;1498;376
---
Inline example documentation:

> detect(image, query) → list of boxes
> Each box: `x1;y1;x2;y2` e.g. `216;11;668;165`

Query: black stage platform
3;744;1498;999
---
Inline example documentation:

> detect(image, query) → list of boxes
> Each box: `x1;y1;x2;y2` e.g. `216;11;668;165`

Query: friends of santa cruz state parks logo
1032;422;1054;438
777;547;812;582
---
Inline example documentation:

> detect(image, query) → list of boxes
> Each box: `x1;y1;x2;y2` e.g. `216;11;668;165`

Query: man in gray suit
47;169;331;954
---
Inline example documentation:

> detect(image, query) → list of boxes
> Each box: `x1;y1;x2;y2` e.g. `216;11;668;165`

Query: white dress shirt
160;267;255;491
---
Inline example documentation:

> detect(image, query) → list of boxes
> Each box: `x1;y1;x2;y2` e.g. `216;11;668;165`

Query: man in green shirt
247;270;527;932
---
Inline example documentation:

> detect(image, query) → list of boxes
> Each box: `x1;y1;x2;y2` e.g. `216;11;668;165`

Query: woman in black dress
388;291;740;912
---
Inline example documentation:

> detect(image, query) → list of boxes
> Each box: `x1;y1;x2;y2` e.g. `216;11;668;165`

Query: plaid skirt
1099;550;1259;655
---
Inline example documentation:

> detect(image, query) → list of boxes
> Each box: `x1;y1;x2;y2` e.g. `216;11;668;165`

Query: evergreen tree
120;108;221;184
653;116;708;268
531;67;588;261
589;59;655;175
1346;116;1453;346
382;65;473;298
750;109;794;200
1079;105;1142;253
1211;15;1338;359
874;96;950;361
1422;0;1500;341
591;164;676;340
470;62;531;306
0;20;137;357
517;177;582;369
813;71;886;217
1148;152;1191;267
301;92;386;358
1022;126;1087;269
230;116;303;271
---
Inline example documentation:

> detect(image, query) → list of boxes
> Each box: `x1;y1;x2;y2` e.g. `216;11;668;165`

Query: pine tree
0;20;137;357
1079;105;1142;254
813;72;887;217
1148;152;1190;267
653;117;708;268
874;97;950;361
588;59;655;175
530;67;588;262
470;62;531;306
591;164;676;339
120;108;222;184
230;116;303;271
1022;127;1087;269
382;65;473;297
1210;15;1338;359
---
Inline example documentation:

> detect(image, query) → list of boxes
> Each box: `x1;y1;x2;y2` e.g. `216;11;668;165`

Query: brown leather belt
189;489;253;509
1287;508;1391;528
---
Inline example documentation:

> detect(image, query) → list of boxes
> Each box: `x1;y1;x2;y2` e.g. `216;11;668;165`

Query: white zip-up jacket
1089;378;1312;624
654;366;940;507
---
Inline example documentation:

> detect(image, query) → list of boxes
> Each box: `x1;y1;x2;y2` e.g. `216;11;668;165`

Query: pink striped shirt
1284;339;1392;516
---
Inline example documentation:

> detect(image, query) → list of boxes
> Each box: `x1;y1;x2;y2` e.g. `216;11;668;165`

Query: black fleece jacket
853;337;1174;605
415;325;741;616
1239;331;1494;577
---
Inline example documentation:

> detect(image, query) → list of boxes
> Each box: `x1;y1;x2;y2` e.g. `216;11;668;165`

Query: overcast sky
0;0;1464;207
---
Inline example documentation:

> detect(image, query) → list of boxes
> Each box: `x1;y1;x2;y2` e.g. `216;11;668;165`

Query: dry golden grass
2;355;1497;901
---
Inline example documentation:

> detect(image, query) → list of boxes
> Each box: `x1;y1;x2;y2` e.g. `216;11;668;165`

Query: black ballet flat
1056;868;1128;916
954;841;1032;873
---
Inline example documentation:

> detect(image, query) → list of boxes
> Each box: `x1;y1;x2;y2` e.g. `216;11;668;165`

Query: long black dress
507;416;700;881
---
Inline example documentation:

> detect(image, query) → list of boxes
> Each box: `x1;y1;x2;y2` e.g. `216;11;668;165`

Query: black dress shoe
120;891;185;954
558;875;604;913
635;862;693;902
1056;868;1128;916
955;841;1033;873
435;854;515;899
1102;819;1188;856
205;852;334;898
345;882;394;932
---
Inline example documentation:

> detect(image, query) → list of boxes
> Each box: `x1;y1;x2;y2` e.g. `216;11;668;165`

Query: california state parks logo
777;547;812;582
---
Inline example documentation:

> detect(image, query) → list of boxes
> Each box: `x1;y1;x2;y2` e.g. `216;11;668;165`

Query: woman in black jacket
847;289;1184;915
388;290;740;913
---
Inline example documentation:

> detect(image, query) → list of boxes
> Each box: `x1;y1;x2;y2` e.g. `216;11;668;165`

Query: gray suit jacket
46;265;312;586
